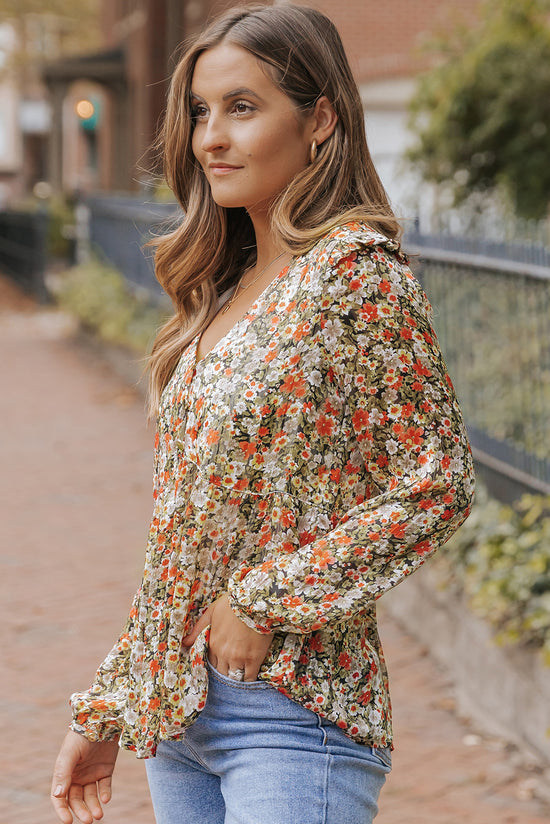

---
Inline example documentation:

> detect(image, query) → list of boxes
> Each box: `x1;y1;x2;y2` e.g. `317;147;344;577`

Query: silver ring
227;667;245;681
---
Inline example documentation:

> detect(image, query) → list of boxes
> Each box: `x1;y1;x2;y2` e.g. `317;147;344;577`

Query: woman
51;5;475;823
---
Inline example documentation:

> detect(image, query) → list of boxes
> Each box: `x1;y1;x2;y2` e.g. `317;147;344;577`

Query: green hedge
53;258;169;354
439;482;550;663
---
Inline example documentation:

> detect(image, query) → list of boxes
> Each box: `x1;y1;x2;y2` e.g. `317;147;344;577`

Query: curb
384;562;550;768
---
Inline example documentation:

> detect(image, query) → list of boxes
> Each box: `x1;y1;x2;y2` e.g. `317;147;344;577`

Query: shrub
440;481;550;663
53;258;169;354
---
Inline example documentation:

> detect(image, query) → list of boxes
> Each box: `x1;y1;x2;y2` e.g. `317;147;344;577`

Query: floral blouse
70;222;475;758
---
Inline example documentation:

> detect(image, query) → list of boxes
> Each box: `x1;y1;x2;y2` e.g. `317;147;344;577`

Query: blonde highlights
147;4;400;415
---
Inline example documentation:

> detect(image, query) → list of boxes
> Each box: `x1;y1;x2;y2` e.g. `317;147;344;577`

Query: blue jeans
145;662;391;824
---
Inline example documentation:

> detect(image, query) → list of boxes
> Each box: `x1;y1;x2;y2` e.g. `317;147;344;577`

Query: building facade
42;0;482;212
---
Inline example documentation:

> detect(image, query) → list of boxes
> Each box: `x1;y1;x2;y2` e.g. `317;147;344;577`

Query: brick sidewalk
1;277;548;823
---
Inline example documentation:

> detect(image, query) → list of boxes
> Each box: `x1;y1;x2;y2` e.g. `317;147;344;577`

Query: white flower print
69;223;474;759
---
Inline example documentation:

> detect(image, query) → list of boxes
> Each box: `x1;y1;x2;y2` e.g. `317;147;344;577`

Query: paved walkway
1;274;549;824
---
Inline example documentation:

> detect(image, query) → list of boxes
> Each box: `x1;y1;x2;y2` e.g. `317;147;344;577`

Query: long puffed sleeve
69;588;140;742
228;238;475;634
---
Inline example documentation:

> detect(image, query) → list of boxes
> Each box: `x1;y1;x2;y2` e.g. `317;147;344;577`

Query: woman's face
190;43;313;218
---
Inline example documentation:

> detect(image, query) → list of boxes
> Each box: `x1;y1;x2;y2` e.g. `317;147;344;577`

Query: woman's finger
50;791;74;824
68;784;94;824
181;606;212;646
97;775;113;806
51;735;80;824
83;782;104;820
244;663;260;682
51;751;74;800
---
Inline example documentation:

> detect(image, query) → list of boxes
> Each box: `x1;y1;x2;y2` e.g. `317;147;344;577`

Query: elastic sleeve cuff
227;568;280;634
69;691;124;742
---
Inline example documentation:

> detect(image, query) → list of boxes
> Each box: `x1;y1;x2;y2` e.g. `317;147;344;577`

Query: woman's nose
201;113;229;153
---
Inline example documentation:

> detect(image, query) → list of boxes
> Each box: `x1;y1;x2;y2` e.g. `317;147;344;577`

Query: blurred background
1;1;550;822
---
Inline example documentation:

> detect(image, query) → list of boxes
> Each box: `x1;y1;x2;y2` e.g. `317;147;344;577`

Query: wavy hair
147;4;400;414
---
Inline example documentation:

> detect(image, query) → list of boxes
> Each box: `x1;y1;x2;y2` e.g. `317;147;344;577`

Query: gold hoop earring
310;139;318;164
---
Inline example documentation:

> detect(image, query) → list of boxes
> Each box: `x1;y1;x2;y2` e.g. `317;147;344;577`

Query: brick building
308;0;481;213
43;0;482;210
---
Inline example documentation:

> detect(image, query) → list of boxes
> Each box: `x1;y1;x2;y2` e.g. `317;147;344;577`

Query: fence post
33;209;49;303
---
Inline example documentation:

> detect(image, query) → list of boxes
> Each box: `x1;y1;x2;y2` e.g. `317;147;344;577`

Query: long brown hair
147;3;400;415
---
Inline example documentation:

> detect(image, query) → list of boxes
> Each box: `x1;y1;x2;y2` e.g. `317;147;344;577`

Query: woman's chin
209;194;272;218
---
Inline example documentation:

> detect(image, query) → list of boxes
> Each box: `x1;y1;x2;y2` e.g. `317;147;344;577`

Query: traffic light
75;98;100;131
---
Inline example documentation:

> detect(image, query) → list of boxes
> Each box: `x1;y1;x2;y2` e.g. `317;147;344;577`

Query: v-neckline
192;260;294;372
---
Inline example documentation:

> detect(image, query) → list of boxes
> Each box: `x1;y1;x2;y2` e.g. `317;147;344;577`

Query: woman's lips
208;163;243;175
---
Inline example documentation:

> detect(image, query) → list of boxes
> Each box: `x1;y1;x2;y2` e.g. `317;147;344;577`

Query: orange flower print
315;414;335;437
69;222;473;759
281;371;307;397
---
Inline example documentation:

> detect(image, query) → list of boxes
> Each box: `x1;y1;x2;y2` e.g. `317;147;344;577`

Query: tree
0;0;101;80
407;0;550;220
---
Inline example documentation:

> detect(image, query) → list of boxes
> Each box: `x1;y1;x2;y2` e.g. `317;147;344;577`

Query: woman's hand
51;730;119;824
182;593;274;681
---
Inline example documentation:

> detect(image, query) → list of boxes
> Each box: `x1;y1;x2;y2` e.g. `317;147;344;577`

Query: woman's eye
191;105;208;121
233;100;254;115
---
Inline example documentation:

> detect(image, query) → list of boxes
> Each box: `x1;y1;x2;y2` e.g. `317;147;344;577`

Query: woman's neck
248;213;285;271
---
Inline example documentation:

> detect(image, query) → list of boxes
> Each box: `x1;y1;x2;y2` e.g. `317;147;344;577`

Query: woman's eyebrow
222;87;262;101
190;87;264;104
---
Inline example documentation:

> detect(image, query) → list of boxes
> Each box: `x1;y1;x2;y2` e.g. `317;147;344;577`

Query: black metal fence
405;234;550;499
406;222;550;269
0;209;49;300
86;195;180;300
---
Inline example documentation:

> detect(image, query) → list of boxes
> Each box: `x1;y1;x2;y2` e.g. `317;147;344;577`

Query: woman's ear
311;96;338;147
